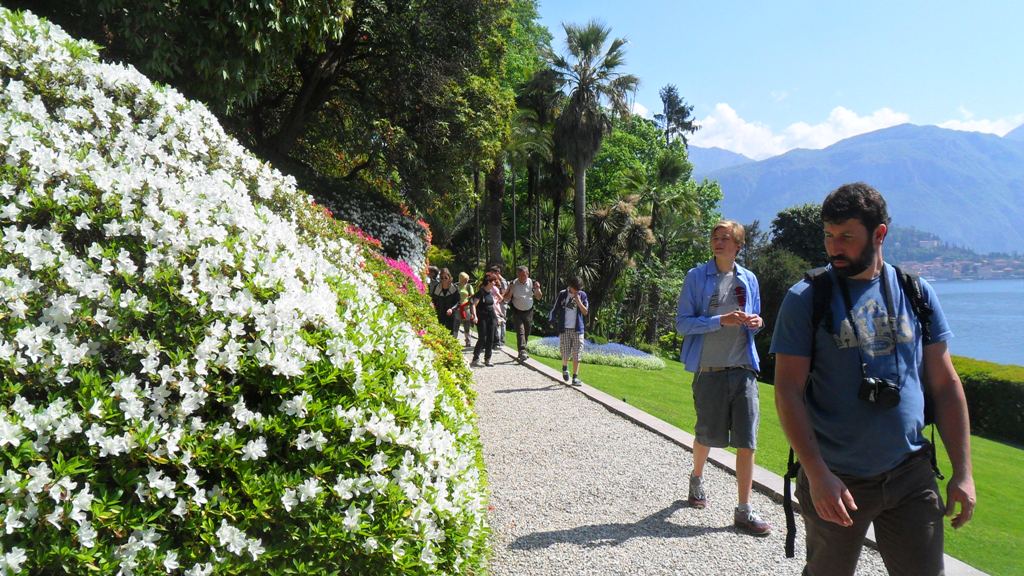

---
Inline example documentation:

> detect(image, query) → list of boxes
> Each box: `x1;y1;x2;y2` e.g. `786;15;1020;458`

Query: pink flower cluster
382;255;425;294
345;225;382;249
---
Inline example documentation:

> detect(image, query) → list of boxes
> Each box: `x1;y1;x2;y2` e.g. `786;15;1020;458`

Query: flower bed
0;9;486;575
526;337;666;370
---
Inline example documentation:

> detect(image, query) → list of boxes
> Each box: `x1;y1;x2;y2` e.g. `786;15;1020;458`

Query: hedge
953;357;1024;446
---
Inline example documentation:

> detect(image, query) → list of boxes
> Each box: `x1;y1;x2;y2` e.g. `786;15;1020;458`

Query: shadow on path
508;499;734;550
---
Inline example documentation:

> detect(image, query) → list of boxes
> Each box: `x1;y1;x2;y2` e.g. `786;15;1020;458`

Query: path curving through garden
467;342;891;576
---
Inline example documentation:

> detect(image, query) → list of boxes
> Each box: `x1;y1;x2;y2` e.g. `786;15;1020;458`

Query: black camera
858;376;901;408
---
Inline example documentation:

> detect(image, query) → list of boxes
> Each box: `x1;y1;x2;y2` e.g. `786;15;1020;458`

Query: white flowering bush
0;9;487;575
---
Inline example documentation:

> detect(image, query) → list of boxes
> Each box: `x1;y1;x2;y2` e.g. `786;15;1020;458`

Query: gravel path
468;346;889;576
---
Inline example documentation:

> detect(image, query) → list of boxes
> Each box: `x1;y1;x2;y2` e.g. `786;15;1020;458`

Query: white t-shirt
563;306;578;330
509;278;536;311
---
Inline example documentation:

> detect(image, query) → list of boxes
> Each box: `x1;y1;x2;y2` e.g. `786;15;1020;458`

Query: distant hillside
1005;123;1024;141
688;146;753;179
886;226;979;264
706;124;1024;254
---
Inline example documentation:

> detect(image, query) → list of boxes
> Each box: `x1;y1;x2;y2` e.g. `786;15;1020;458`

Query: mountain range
689;124;1024;254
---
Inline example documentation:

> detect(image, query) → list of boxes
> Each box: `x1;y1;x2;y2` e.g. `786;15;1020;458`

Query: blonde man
675;220;769;536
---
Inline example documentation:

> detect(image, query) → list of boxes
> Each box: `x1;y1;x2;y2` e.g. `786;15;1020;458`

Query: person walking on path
489;265;510;349
503;265;543;362
549;276;589;386
471;273;499;366
675;219;771;537
772;182;975;576
431;267;460;336
456;272;474;346
426;265;439;296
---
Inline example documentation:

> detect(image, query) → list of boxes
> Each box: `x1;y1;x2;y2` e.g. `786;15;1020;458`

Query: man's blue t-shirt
770;263;952;477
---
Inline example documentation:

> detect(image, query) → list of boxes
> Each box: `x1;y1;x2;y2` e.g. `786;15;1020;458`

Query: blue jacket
675;260;762;373
549;289;589;333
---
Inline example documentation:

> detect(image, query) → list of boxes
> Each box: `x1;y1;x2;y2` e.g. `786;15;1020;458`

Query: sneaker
518;352;527;362
484;359;494;367
470;358;480;367
562;368;569;382
687;475;707;509
734;508;772;537
571;375;582;386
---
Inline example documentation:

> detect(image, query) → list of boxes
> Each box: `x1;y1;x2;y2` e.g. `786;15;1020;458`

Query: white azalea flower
240;437;267;461
298;478;321;502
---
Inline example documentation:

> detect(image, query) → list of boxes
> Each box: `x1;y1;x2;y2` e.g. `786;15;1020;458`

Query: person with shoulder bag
503;265;542;362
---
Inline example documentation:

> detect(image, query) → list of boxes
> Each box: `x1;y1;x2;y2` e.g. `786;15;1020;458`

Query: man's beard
831;240;876;278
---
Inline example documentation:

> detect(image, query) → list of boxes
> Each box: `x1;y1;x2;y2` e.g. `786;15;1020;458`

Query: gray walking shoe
688;475;707;509
734;507;772;537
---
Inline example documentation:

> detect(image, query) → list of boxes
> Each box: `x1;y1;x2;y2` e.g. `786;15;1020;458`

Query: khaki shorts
559;330;584;361
692;367;759;449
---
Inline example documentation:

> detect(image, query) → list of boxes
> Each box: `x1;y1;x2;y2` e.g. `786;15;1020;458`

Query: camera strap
835;268;901;386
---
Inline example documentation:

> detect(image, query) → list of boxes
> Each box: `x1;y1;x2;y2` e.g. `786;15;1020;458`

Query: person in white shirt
503;265;542;362
548;276;588;386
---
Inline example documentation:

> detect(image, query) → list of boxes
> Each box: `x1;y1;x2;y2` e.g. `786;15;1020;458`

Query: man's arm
923;340;976;528
775;353;857;527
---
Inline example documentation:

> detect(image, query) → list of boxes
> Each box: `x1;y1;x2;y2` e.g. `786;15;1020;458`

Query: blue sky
537;0;1024;159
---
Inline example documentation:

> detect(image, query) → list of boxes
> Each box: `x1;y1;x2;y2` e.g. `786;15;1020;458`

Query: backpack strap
783;268;831;559
893;266;944;478
893;266;932;342
804;267;832;366
783;447;800;558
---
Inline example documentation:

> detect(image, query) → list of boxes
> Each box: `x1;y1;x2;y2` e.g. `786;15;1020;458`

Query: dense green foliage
952;357;1024;446
21;0;520;253
770;202;827;266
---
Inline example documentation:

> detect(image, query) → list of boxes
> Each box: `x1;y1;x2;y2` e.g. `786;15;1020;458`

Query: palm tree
618;149;696;343
574;195;654;332
548;20;639;248
654;84;699;147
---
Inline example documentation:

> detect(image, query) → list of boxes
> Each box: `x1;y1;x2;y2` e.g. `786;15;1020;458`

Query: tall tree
574;196;654;332
517;68;564;274
548;20;639;247
654;84;699;146
771;203;827;266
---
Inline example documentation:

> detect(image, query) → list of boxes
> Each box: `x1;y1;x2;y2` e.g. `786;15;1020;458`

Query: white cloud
938;113;1024;136
691;104;910;160
631;100;652;118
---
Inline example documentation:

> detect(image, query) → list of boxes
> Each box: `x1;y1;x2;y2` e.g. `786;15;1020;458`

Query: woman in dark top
470;273;498;366
430;268;460;334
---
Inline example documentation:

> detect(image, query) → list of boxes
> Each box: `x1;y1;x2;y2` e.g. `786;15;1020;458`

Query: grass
528;350;1024;576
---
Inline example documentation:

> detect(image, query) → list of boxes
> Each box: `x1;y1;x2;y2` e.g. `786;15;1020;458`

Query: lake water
929;278;1024;366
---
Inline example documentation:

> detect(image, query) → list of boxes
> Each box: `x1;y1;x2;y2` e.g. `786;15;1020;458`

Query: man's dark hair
487;265;501;274
821;182;891;232
566;276;582;290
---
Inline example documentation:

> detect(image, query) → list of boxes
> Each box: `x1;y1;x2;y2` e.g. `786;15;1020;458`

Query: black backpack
782;265;940;558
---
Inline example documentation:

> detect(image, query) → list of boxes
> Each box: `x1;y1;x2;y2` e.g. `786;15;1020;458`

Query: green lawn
529;351;1023;576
